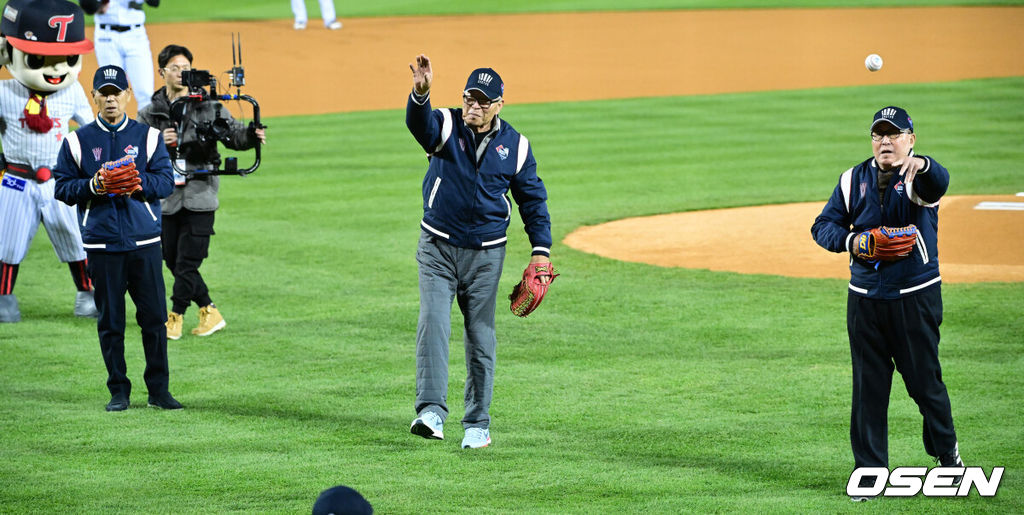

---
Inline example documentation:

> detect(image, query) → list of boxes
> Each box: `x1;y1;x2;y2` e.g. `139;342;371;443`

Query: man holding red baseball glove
406;54;555;449
812;106;963;500
54;65;179;412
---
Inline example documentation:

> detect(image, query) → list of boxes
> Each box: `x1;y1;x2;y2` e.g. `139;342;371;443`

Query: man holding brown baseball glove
406;54;555;449
54;65;180;412
811;106;963;500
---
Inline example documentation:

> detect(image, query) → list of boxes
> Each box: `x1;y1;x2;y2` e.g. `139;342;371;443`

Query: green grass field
1;75;1021;512
134;0;1024;22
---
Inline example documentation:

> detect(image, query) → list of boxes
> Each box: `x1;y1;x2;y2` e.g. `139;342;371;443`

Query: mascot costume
0;0;97;322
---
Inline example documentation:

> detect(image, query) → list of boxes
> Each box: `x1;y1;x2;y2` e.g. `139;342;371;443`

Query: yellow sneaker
191;305;226;336
166;311;183;340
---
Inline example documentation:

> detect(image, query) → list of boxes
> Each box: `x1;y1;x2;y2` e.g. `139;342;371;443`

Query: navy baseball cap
93;65;130;91
1;0;93;55
312;485;373;515
464;67;504;101
871;106;913;133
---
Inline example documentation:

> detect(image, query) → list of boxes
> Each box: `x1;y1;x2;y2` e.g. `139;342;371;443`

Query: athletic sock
68;260;92;292
0;262;18;295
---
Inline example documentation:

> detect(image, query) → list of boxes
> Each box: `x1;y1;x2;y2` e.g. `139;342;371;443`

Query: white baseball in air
865;54;883;72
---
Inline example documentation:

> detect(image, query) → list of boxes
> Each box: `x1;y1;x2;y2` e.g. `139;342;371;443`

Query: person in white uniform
78;0;159;110
0;0;99;322
291;0;342;30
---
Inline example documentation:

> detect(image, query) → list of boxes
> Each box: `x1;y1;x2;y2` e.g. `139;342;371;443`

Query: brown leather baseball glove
509;262;559;317
852;225;918;261
99;156;141;196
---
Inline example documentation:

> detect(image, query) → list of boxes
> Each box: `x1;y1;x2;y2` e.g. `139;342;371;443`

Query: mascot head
0;0;93;93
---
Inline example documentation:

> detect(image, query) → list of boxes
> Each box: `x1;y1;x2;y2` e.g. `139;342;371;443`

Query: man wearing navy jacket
406;54;552;449
811;106;963;500
54;65;180;412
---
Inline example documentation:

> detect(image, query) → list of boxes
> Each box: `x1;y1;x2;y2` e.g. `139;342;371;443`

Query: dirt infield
564;195;1024;283
4;7;1021;281
61;6;1024;117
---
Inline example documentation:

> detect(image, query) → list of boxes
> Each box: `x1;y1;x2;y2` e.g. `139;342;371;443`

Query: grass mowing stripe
143;1;1024;23
1;77;1020;512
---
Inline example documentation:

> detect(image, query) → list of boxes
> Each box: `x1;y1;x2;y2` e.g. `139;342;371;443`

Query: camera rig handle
170;94;264;178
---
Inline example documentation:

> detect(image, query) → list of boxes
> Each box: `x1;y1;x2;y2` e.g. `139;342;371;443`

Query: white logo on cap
104;68;118;80
3;6;18;23
477;73;493;86
881;108;897;119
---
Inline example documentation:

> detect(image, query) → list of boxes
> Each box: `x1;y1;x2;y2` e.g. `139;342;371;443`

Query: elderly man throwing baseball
811;106;964;501
405;54;553;449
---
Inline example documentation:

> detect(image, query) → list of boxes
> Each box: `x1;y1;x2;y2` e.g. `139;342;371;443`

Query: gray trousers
415;232;505;429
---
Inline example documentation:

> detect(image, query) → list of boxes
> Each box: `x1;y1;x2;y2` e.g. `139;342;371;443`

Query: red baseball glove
99;156;141;196
509;262;559;317
852;225;918;261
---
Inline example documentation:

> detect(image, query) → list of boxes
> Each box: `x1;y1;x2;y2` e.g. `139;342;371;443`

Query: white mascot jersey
0;0;94;265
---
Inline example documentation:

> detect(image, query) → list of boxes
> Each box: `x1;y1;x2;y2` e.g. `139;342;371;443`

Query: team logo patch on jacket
894;180;904;196
495;145;509;160
123;145;138;157
860;181;867;197
92;147;102;161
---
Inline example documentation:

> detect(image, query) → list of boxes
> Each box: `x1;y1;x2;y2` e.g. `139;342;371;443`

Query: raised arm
405;54;447;153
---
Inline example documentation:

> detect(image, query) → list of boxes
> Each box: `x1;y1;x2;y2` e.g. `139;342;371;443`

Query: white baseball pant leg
317;0;337;24
37;179;86;263
0;177;42;264
120;29;155;110
291;0;308;24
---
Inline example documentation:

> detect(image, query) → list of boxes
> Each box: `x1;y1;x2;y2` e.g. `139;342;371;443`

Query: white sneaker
461;427;490;449
410;411;444;440
293;20;307;30
327;20;342;30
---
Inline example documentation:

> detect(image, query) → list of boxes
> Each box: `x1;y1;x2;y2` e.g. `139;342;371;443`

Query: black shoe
105;395;130;412
147;392;183;410
937;442;965;486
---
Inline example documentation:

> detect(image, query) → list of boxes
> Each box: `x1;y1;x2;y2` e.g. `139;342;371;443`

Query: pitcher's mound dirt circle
564;195;1024;283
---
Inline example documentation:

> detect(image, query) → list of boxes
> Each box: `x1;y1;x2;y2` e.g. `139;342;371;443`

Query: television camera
169;34;264;177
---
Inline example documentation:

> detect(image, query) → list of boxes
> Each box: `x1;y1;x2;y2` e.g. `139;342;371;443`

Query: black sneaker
147;392;183;410
105;395;130;412
937;442;965;486
850;473;877;502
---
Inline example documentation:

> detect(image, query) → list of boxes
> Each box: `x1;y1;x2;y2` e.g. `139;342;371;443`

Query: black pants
87;245;169;399
847;285;957;468
162;209;215;314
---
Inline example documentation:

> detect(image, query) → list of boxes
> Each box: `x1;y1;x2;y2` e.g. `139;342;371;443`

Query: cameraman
138;44;266;341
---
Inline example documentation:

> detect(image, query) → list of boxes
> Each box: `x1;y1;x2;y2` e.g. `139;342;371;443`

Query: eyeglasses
463;95;494;109
871;131;909;142
163;65;192;73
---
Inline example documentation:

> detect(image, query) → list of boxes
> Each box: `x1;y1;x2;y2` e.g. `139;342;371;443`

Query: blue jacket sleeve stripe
515;134;529;174
67;131;83;169
839;167;852;212
810;168;855;254
53;135;94;205
146;127;160;161
434;108;452;154
406;91;444;153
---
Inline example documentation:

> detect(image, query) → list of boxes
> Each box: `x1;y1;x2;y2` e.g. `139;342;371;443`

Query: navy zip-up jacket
54;117;174;253
811;153;949;299
406;91;552;255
